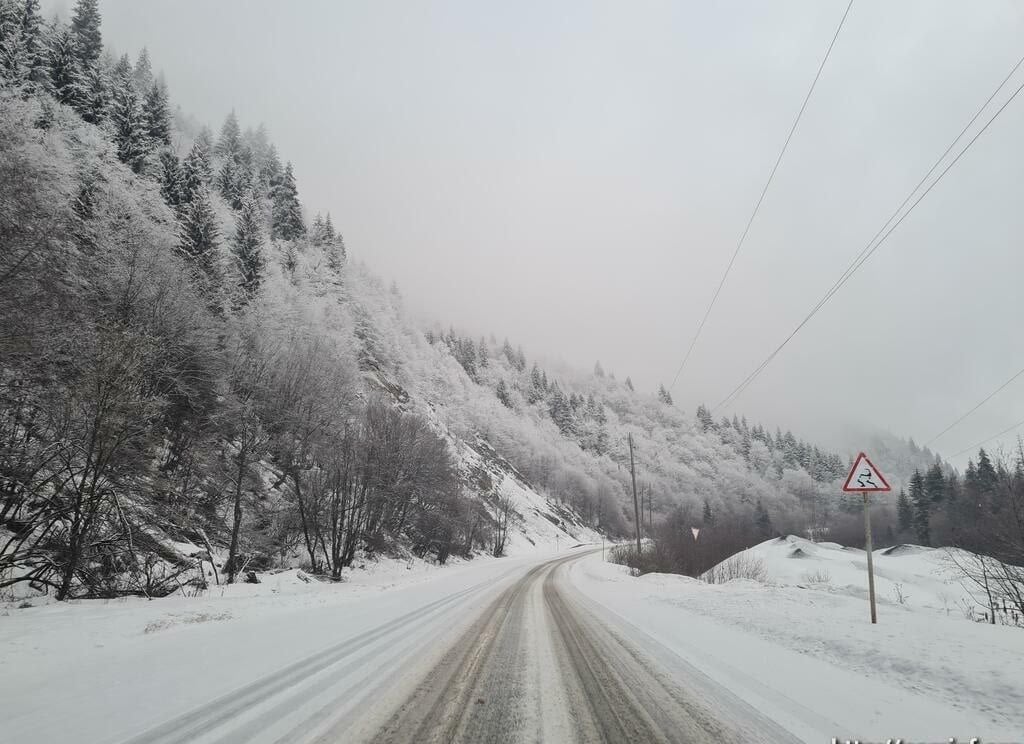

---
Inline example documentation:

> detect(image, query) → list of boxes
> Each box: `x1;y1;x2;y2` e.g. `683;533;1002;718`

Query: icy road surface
6;544;1017;743
2;550;787;744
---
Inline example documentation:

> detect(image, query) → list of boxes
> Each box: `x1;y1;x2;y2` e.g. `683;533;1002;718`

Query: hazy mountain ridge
0;1;947;601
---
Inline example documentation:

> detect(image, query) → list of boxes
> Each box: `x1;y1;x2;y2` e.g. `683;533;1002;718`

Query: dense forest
2;0;1017;602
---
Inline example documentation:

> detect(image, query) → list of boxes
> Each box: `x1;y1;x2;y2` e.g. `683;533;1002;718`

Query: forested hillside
2;0;996;603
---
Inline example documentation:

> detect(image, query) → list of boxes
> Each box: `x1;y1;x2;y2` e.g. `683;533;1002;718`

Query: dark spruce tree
896;488;912;534
157;148;183;208
271;161;304;240
142;78;171;146
180;140;212;203
45;19;79;105
70;0;102;69
108;54;148;172
178;186;220;283
232;193;265;297
909;469;930;545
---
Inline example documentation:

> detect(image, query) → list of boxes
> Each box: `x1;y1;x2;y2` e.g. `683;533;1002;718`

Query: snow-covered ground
0;548;585;744
570;537;1024;741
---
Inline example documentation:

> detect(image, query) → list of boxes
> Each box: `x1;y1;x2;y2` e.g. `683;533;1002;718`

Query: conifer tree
0;0;45;88
258;142;282;193
271;161;304;240
232;193;265;297
897;488;912;533
70;0;101;68
502;339;515;366
657;384;673;405
924;463;945;504
75;55;107;123
178;186;220;281
310;213;325;244
624;376;634;392
157;148;183;207
702;500;714;526
180;141;212;203
477;337;488;367
45;18;78;104
909;469;930;545
216;110;241;159
548;388;576;436
132;46;151;95
108;54;148;172
594;361;604;377
142;77;171;146
495;379;513;409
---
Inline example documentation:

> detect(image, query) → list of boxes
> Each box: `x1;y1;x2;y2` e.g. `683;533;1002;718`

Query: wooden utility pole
643;489;651;536
628;433;641;554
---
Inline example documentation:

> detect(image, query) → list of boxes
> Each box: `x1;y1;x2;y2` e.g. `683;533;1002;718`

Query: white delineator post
862;491;877;624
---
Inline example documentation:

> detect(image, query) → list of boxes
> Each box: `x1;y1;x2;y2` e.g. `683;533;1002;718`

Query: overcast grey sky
56;1;1024;465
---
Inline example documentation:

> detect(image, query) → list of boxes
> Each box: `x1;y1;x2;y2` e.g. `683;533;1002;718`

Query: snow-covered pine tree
74;53;107;123
657;384;673;405
232;192;265;297
45;18;78;105
180;141;212;204
178;185;220;282
310;213;325;244
624;376;634;392
157;148;183;207
108;54;148;172
527;365;545;403
216;110;242;159
548;387;576;436
0;0;46;89
142;77;171;146
70;0;101;69
271;161;304;240
495;379;513;409
132;46;151;95
258;142;282;193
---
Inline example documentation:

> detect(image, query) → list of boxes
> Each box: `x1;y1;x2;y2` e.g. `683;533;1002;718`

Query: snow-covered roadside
569;543;1024;742
0;548;580;744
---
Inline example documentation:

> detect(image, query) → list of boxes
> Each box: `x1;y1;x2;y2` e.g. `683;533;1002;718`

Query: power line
950;417;1024;460
925;364;1024;447
713;59;1024;413
667;0;854;394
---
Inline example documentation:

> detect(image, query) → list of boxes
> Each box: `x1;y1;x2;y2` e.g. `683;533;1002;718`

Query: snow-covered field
570;537;1024;741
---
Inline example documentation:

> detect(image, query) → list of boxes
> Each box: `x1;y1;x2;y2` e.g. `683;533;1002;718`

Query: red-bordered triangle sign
842;452;891;493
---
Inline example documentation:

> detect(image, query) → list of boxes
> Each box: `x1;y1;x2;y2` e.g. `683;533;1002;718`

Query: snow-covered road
3;546;1020;743
1;550;785;743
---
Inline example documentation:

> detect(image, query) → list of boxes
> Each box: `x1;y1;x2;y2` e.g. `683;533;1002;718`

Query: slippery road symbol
856;469;877;489
842;452;891;493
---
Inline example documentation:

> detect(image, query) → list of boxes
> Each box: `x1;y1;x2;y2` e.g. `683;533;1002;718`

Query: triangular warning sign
842;452;891;493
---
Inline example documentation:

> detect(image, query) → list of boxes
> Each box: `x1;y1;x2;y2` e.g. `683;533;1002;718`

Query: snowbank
570;543;1024;740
